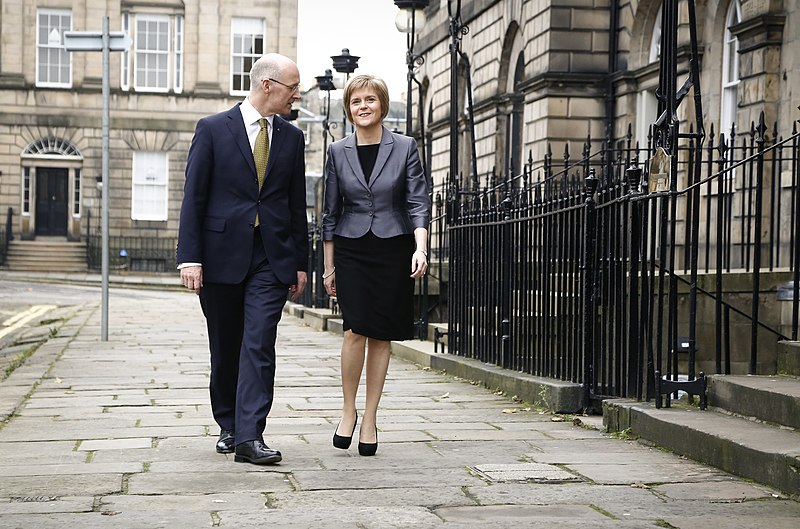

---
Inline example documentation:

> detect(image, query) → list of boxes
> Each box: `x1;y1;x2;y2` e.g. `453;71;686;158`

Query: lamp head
331;48;360;74
315;69;336;92
394;0;430;33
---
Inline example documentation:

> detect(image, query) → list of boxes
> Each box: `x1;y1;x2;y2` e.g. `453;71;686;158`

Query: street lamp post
394;1;430;339
331;48;360;139
64;16;131;342
313;69;336;308
394;0;429;137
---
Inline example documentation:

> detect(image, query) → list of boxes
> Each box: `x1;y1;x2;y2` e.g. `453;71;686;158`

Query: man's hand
180;265;203;294
289;271;308;301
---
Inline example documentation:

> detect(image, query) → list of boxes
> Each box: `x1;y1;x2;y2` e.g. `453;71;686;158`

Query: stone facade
412;0;798;193
0;0;298;245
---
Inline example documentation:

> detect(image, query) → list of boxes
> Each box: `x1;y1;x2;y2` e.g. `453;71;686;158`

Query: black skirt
334;231;415;341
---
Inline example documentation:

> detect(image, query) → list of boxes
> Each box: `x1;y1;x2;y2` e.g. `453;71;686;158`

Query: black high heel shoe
358;426;378;456
333;414;357;449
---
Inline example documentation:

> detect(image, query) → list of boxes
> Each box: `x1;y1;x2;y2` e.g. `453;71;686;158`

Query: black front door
35;167;68;236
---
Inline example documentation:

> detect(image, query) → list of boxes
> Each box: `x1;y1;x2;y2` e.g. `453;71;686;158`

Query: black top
357;143;380;184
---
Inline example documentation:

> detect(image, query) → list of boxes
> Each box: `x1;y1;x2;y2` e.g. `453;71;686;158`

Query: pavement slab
0;285;797;528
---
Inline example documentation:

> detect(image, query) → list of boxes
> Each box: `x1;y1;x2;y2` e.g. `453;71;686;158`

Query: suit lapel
368;127;394;188
225;104;257;178
343;133;369;190
266;115;287;180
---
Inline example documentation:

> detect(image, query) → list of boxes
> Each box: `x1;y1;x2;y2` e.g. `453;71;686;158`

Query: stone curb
285;302;584;414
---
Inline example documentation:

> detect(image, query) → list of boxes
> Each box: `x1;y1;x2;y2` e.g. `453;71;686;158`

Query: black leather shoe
358;426;378;457
333;415;358;450
216;429;235;454
234;440;282;465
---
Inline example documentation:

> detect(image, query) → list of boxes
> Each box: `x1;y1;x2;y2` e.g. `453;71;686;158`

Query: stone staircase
4;239;87;272
604;372;800;496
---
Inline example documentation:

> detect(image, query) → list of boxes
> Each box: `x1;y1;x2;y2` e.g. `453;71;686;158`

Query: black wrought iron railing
445;114;800;404
0;207;12;266
87;230;178;273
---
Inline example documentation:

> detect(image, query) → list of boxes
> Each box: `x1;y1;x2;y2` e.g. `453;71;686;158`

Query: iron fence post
626;166;643;398
582;169;599;407
750;113;767;374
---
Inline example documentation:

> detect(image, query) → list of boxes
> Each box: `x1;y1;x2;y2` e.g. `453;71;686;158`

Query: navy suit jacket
322;127;430;240
177;104;308;285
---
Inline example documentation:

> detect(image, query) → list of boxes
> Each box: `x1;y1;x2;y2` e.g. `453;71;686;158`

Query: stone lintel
730;14;786;54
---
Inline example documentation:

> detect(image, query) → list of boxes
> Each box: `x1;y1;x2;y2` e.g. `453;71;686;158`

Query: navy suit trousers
199;228;289;445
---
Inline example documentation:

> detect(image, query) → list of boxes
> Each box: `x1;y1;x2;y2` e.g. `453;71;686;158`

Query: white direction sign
64;31;131;52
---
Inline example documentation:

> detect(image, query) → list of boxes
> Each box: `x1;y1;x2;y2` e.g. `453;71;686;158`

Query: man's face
262;67;301;116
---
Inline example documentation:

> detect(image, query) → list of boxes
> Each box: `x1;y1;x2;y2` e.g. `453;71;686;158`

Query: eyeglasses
266;77;300;93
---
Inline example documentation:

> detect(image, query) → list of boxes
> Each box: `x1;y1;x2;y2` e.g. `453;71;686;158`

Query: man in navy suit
177;53;308;465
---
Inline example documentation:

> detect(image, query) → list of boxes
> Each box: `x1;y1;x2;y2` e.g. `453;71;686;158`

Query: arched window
649;8;662;64
509;52;525;180
721;0;741;136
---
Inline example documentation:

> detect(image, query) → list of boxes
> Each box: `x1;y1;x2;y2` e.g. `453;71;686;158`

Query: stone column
732;0;785;128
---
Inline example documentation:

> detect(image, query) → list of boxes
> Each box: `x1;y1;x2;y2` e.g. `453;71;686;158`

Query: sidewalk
0;280;799;528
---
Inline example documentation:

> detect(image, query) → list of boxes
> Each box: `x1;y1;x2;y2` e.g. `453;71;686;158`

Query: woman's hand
410;249;428;279
323;269;337;296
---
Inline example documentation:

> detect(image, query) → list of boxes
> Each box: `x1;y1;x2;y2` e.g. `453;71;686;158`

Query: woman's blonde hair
343;74;390;123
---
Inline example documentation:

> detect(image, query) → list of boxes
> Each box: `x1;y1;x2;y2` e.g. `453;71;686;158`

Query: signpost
64;17;131;341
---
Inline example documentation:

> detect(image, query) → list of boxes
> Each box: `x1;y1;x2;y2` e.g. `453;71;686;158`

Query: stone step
708;374;800;430
604;398;800;496
777;341;800;376
6;240;87;272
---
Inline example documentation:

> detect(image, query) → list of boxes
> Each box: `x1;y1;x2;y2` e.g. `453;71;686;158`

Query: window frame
36;8;73;88
230;17;266;96
131;151;169;221
132;13;171;93
720;0;742;137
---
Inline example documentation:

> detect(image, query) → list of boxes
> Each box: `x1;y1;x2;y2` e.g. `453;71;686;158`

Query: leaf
502;408;519;414
551;416;565;422
630;482;651;489
439;392;450;399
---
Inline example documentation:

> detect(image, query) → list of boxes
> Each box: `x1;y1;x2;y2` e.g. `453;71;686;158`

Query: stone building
0;0;299;271
411;0;798;190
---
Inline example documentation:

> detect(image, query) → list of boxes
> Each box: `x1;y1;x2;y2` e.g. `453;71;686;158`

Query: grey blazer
322;127;430;240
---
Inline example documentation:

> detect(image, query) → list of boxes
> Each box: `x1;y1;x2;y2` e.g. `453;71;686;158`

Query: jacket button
369;211;373;217
257;200;261;205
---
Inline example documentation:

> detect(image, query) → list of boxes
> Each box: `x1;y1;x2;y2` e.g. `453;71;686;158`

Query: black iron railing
1;207;12;266
87;230;178;273
445;114;800;404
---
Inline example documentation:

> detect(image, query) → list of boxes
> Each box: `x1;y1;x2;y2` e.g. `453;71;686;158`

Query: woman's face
349;88;382;129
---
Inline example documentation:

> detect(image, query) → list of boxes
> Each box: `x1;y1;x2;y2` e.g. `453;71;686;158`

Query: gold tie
253;118;269;226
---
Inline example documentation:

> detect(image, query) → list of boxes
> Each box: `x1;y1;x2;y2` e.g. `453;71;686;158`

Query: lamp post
394;0;429;137
313;69;336;308
64;16;131;342
331;48;360;139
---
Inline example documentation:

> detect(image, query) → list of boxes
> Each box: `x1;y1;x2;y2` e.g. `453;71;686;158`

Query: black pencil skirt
333;231;415;341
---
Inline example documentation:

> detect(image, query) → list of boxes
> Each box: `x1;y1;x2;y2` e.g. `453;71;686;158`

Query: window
73;168;81;216
36;9;72;87
174;15;184;93
649;8;661;64
23;168;31;215
124;13;184;93
134;15;169;91
636;90;659;146
132;152;168;221
121;13;130;90
231;18;265;95
721;0;741;136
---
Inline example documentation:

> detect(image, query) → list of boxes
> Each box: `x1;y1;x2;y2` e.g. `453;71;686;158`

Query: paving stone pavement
0;289;798;528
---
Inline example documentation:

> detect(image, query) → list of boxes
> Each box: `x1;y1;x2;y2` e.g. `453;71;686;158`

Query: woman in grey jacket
322;74;430;456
